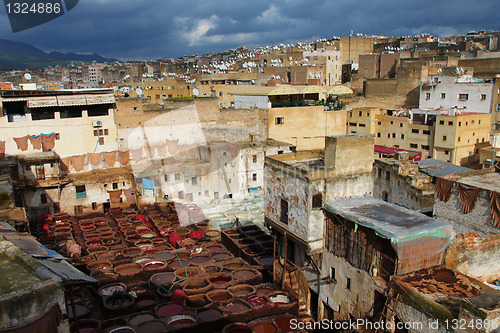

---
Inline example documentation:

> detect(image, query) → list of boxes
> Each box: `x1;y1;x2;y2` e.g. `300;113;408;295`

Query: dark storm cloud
0;0;498;60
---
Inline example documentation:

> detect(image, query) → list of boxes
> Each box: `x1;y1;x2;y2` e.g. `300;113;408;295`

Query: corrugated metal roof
415;158;471;177
38;259;98;285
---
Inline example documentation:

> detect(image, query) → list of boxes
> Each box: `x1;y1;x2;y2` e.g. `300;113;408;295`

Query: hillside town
0;30;500;332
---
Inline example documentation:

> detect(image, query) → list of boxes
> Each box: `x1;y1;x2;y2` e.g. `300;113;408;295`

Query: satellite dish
192;88;199;97
24;73;32;80
136;88;143;95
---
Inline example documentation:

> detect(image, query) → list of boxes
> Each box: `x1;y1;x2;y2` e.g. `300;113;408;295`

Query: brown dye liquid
212;253;231;260
275;317;293;331
224;302;249;313
253;323;277;333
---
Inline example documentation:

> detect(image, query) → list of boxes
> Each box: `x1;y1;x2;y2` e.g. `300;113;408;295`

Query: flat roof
449;172;500;193
415;158;472;177
324;197;452;242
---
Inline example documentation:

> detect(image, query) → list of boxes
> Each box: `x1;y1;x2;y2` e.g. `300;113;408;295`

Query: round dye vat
255;287;274;297
108;327;135;333
104;293;135;310
74;321;98;333
223;323;252;333
185;295;211;309
197;308;223;322
247;296;268;307
211;276;231;285
252;323;277;333
136;320;167;333
212;253;231;260
190;256;211;265
233;269;256;281
150;272;175;287
224;263;243;269
269;294;290;304
136;295;155;307
228;285;254;297
143;260;166;271
102;319;127;333
174;251;190;259
99;283;127;297
206;245;223;252
274;317;294;331
167;314;196;327
156;303;183;317
203;265;220;274
129;313;155;326
122;247;143;257
154;251;174;261
224;301;250;313
208;290;232;302
168;259;190;270
114;263;142;276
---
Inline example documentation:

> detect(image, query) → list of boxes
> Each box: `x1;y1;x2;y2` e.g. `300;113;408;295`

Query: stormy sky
0;0;498;60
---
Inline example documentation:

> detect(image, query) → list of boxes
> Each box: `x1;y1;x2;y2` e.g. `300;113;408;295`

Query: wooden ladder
375;284;401;333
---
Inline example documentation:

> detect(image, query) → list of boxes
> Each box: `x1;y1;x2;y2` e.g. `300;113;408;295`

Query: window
458;137;461;142
441;93;446;99
377;168;382;178
312;193;322;208
377;121;381;125
76;185;86;199
98;137;104;145
74;205;83;215
359;123;366;127
219;92;223;97
458;94;468;101
400;123;403;128
386;171;390;181
422;145;430;150
40;193;47;204
55;133;60;140
497;104;500;112
175;173;181;180
275;117;284;125
439;120;445;125
481;94;486;100
412;129;419;134
387;133;390;138
392;133;395;138
401;134;404;139
423;130;431;135
390;121;394;125
349;112;352;117
112;182;118;189
346;277;351;291
178;191;184;199
466;122;468;126
425;93;431;100
349;122;357;126
252;173;257;181
191;177;198;185
445;151;449;155
330;267;336;281
443;136;447;141
448;121;453;126
410;143;418;149
377;132;381;138
278;150;284;154
92;202;97;210
164;174;169;182
280;199;288;224
252;155;257;163
359;111;362;116
104;129;109;135
459;122;462;126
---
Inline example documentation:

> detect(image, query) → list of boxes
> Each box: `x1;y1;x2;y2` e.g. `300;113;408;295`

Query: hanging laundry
103;151;117;167
42;133;56;151
89;152;103;167
188;143;198;159
0;140;5;160
142;178;155;190
228;144;239;157
436;178;454;202
166;139;179;154
14;135;29;151
131;148;143;161
457;183;482;214
60;157;70;172
155;144;167;157
70;154;86;172
123;188;136;202
145;146;156;157
178;145;187;157
490;192;500;227
107;190;122;204
118;150;130;166
29;135;42;150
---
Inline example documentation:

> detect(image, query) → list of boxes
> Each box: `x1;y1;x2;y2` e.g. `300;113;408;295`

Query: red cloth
169;231;181;246
133;214;146;222
189;230;205;238
42;224;50;232
171;289;187;304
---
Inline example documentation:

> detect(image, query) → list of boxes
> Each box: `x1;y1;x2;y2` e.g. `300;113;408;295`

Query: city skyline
0;0;498;60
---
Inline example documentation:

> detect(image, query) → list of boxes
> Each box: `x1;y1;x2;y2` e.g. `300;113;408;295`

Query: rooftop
443;169;500;193
324;197;452;242
415;158;472;177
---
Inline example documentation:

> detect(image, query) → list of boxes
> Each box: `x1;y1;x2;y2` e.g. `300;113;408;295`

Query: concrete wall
268;106;347;150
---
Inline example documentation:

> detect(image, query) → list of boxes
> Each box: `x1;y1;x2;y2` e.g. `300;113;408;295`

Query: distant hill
0;39;118;69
